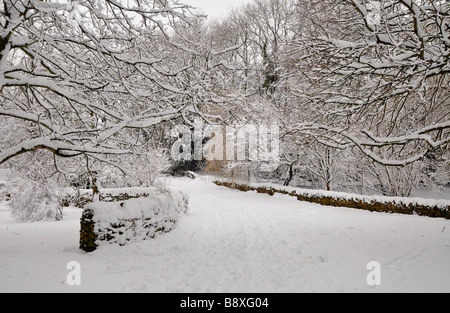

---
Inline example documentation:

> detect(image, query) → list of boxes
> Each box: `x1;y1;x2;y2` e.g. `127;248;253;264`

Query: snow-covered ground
0;177;449;293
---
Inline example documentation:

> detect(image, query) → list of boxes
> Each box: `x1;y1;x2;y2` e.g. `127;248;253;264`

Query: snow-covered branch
288;121;449;167
0;136;130;165
0;0;218;166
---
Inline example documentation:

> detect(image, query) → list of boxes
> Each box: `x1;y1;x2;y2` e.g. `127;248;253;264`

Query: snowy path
0;178;449;293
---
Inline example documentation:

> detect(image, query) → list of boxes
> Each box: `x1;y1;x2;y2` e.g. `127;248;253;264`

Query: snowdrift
80;188;189;252
214;179;450;220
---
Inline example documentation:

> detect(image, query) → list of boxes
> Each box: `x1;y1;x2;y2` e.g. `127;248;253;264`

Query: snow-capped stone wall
214;180;450;220
80;189;188;252
60;187;164;208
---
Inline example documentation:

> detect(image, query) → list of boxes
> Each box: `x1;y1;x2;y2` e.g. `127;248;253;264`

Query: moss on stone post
80;208;98;252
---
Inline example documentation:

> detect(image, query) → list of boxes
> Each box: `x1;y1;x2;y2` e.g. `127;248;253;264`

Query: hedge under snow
80;188;189;252
213;179;450;220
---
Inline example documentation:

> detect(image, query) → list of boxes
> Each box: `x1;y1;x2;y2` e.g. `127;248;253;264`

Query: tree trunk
284;163;294;186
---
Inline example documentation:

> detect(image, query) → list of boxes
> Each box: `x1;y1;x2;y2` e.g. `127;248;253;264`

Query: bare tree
285;0;449;167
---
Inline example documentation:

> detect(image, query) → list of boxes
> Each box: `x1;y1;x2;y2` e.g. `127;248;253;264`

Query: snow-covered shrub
57;188;92;209
80;188;189;252
0;171;9;201
7;177;62;222
365;161;425;197
0;181;7;201
129;151;171;187
0;148;67;221
98;149;171;189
